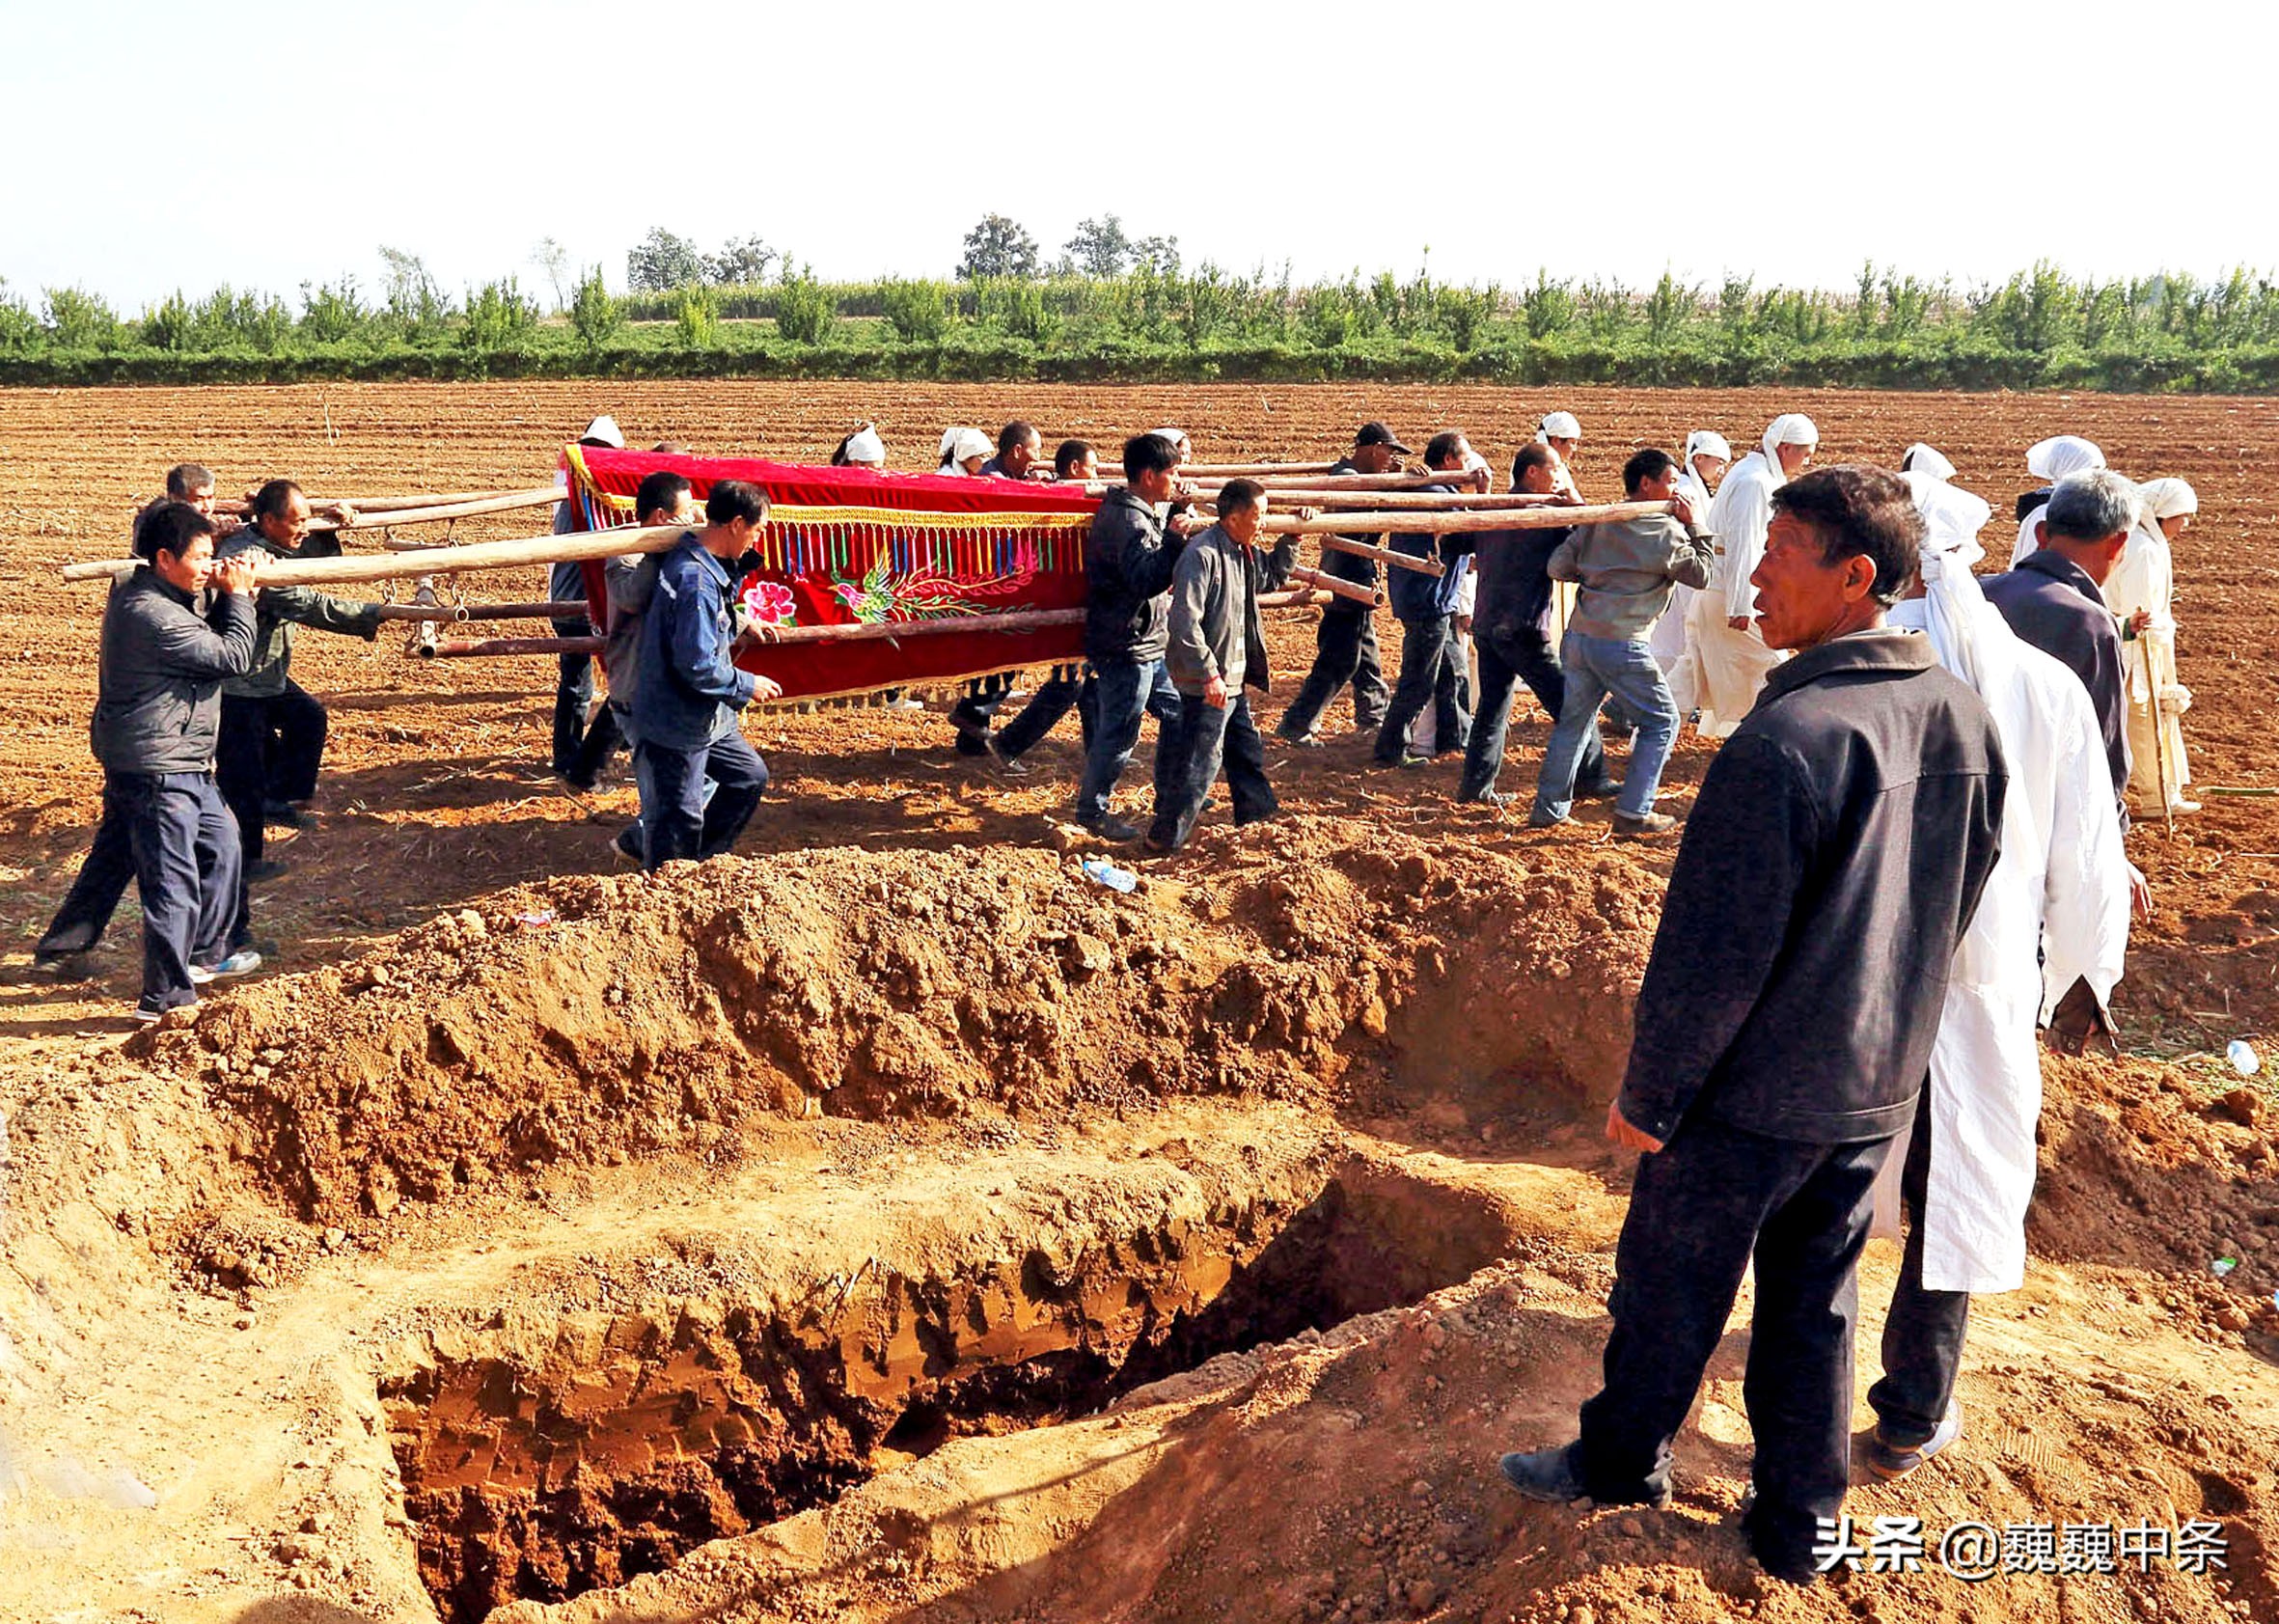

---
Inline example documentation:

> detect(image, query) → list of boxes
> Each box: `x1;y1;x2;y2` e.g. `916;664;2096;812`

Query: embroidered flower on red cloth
742;578;797;626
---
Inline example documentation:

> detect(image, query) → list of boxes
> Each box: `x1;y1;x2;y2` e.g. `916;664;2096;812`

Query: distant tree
298;278;366;344
533;236;571;311
705;234;777;286
568;265;622;354
0;278;40;354
627;227;706;291
377;245;452;334
1130;234;1181;276
1063;215;1132;278
43;287;123;350
959;214;1041;281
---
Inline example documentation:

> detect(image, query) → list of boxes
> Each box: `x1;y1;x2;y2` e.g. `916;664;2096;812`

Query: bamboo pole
1322;535;1442;577
425;635;603;660
371;600;587;622
1285;564;1384;608
1261;501;1670;536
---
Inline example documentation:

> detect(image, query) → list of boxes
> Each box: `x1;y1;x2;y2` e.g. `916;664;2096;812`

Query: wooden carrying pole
1257;588;1333;609
343;487;564;529
1194;489;1563;512
1176;461;1340;477
431;607;1089;659
1322;535;1442;576
371;600;586;622
1285;564;1385;608
58;522;700;590
1260;500;1672;536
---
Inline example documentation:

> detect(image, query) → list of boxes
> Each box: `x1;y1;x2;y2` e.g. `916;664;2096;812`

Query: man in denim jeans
1075;432;1193;841
1530;449;1710;839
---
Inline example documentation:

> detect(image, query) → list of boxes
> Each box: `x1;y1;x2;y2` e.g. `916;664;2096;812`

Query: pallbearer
1147;480;1299;851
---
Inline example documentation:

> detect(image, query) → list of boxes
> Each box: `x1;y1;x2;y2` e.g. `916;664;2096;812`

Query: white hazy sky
6;0;2274;312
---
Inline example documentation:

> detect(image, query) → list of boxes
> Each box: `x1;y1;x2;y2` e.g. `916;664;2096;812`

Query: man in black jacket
86;503;263;1019
1453;445;1614;805
1980;467;2135;815
1372;431;1483;767
1276;422;1403;744
1075;432;1189;841
1496;466;2007;1585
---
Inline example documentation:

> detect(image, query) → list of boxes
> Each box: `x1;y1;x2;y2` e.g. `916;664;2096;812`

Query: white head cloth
1903;442;1956;482
2025;435;2103;482
1536;410;1581;442
1905;468;1999;693
582;414;625;449
1149;426;1190;454
1684;429;1732;466
938;427;992;470
843;426;886;465
1763;414;1818;463
2135;476;2198;529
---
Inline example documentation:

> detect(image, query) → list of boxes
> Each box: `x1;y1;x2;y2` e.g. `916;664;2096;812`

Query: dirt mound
136;818;1661;1228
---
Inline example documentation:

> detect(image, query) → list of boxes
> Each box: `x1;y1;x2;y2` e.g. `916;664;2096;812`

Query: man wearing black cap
1275;422;1402;745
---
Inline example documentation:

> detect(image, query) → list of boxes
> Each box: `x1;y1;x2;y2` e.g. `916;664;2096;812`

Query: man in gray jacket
1146;481;1299;851
87;502;262;1019
1530;449;1710;838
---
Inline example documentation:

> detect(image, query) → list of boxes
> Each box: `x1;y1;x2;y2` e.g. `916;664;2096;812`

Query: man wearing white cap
1536;412;1583;497
2008;435;2104;565
552;414;628;787
1689;415;1816;735
1864;465;2129;1481
2106;477;2199;814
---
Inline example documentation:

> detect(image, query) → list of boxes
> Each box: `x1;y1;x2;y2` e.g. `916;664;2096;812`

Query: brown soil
1;382;2275;1624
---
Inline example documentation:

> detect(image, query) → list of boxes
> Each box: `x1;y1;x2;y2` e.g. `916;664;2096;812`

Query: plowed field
1;382;2275;1624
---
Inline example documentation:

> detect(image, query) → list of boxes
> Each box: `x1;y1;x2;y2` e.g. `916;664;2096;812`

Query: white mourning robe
1689;450;1787;735
1881;598;2130;1292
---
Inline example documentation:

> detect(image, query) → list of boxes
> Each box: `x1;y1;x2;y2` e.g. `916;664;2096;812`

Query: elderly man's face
260;490;313;548
1353;442;1394;475
1751;511;1868;650
1222;494;1265;545
1515;460;1556;496
183;482;216;515
1636;463;1679;502
1775;441;1815;478
1004;434;1041;477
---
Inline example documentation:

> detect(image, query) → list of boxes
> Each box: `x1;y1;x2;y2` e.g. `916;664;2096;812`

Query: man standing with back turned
1496;466;2007;1585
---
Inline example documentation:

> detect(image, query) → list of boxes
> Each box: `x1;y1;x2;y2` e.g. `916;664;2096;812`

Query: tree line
8;225;2279;393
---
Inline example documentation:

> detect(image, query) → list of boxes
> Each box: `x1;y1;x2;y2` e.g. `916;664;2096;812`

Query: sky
6;0;2275;314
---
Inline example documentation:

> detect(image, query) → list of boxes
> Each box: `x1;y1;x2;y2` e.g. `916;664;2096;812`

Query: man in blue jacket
1373;430;1483;766
1496;466;2007;1585
630;480;782;870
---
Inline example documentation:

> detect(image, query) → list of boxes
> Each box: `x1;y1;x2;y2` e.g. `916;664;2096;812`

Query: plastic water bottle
2228;1039;2260;1076
1081;859;1137;894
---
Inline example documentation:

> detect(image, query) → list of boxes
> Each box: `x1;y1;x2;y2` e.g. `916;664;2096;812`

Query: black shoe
262;800;308;830
1497;1444;1588;1504
1080;814;1142;843
246;858;289;882
1458;787;1509;808
1525;807;1567;829
1576;777;1623;801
